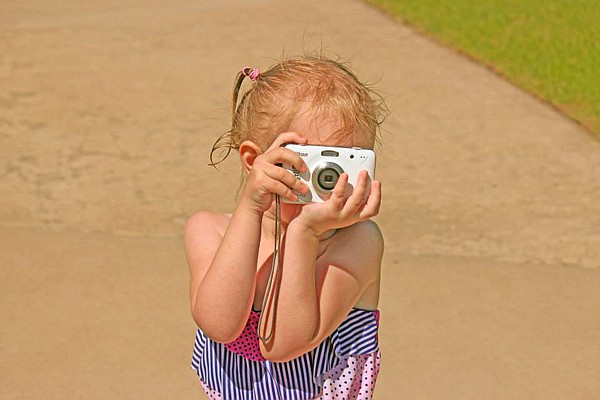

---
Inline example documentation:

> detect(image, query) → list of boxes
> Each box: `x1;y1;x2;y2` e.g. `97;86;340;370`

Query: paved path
1;1;599;399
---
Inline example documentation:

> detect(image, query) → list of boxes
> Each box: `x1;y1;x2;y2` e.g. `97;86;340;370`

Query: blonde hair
210;55;387;167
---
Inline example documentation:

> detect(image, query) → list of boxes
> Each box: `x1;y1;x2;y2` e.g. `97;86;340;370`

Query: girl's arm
260;172;383;361
260;220;383;362
186;132;309;343
185;205;262;343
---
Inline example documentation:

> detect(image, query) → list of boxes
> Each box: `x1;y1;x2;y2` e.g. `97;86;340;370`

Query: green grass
368;0;600;136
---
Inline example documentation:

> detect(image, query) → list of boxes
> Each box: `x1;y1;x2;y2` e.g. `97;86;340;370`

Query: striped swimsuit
191;308;381;399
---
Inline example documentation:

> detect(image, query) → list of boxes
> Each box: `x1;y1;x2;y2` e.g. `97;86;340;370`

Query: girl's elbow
199;323;242;344
260;346;294;363
260;324;319;361
260;341;314;363
191;310;243;344
207;329;241;344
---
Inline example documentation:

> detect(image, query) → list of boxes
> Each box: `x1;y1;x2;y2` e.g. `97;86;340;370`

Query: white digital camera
282;144;376;204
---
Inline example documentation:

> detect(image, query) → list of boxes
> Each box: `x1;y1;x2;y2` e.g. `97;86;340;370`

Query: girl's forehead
286;114;367;147
289;116;343;141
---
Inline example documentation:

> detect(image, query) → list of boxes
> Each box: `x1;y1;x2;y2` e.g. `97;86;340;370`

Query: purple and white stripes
191;308;380;400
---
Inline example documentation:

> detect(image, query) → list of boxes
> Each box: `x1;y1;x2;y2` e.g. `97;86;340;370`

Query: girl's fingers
358;180;381;219
266;179;299;202
267;132;308;151
264;164;308;193
261;147;308;172
343;170;368;214
329;173;348;208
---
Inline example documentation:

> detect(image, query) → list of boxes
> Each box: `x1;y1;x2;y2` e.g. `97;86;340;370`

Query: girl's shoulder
321;219;384;280
184;212;232;274
185;211;232;238
333;219;384;251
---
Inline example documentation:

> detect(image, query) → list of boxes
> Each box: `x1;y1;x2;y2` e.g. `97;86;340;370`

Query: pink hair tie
242;66;260;81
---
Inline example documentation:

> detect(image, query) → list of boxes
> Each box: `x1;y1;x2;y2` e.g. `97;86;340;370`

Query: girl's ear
239;140;263;174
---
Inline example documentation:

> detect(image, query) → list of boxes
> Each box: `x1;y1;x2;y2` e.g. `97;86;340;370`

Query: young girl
186;56;386;399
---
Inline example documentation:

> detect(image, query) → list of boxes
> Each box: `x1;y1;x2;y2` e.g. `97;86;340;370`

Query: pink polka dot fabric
312;352;381;400
224;310;265;362
200;378;223;400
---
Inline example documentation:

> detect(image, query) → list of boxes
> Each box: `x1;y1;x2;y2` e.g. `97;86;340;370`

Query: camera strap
257;194;282;343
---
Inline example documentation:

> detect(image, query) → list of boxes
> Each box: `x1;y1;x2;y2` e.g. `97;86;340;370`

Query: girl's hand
240;132;310;215
293;170;382;237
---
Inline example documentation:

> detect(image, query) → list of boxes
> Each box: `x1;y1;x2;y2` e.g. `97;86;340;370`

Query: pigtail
209;67;260;168
231;70;248;125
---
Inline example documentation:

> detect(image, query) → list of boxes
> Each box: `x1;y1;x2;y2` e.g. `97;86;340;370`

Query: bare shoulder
343;219;384;242
333;219;384;254
309;219;383;338
322;219;384;280
184;211;231;274
185;211;231;238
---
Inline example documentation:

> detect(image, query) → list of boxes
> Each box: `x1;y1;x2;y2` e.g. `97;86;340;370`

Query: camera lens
312;162;344;194
317;168;340;191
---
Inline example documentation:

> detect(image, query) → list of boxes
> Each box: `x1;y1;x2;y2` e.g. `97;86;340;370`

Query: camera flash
321;150;339;157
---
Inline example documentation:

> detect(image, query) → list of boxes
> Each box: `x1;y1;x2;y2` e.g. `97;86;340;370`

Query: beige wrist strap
257;194;282;343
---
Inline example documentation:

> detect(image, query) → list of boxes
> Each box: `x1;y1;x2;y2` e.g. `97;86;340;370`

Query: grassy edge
362;0;600;141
